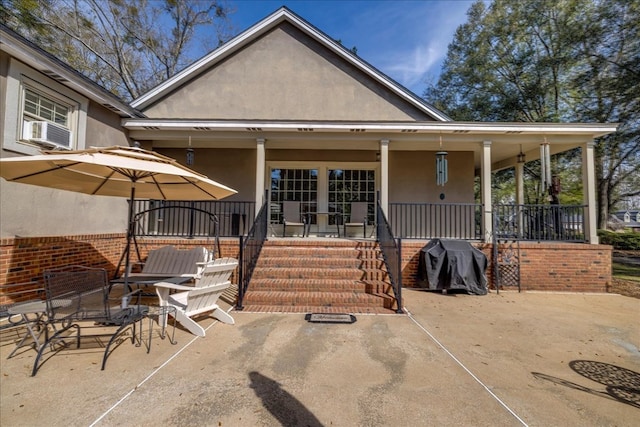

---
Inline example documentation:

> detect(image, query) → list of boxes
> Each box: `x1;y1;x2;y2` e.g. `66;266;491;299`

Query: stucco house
1;8;617;312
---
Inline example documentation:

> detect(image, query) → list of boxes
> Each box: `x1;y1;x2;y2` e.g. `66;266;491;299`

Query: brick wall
0;234;242;303
1;235;612;304
399;240;611;293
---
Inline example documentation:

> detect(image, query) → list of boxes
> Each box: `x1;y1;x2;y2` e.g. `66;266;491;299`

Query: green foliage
2;0;233;101
597;230;640;250
612;262;640;283
426;0;640;226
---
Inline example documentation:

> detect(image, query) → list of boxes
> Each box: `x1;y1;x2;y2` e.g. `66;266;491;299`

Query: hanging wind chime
436;135;448;186
186;135;194;165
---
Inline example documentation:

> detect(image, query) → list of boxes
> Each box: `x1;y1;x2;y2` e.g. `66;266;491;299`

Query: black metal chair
32;265;147;376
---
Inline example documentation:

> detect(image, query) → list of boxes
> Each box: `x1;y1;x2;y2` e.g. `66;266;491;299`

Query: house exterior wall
156;147;255;201
146;147;476;207
86;100;131;147
389;151;475;203
143;23;433;121
0;56;131;238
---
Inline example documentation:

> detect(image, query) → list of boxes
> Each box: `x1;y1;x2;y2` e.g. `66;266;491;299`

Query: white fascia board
122;119;618;137
130;8;450;121
1;31;137;117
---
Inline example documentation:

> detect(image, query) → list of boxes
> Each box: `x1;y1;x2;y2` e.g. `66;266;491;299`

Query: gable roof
0;24;142;118
131;7;450;121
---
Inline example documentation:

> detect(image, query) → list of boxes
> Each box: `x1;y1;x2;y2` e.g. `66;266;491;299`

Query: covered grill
418;239;488;295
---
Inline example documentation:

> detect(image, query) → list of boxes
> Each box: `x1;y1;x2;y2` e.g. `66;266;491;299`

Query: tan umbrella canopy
0;145;236;200
0;145;237;280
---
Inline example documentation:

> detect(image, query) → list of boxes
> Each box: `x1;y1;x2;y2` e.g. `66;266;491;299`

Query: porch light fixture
517;145;526;163
186;136;194;166
436;135;448;186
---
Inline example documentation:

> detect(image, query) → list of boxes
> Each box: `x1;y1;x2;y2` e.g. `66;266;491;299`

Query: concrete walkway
1;290;638;426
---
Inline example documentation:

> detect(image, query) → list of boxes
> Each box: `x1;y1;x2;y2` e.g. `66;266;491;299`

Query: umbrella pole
123;184;136;289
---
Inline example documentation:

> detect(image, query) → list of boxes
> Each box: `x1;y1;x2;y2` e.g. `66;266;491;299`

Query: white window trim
3;58;88;155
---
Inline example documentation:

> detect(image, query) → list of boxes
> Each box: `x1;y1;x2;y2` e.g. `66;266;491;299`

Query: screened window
24;88;70;127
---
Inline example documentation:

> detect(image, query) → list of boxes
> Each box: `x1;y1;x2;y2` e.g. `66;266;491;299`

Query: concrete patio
1;290;638;426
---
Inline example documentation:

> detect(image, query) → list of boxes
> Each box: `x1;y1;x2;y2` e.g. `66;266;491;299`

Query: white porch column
515;159;525;239
515;161;525;205
255;138;265;217
582;141;598;244
379;139;389;216
481;140;493;243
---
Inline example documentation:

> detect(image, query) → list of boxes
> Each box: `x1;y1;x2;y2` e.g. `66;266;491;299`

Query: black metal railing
236;199;269;310
132;200;255;237
493;204;586;242
376;201;403;313
389;203;483;240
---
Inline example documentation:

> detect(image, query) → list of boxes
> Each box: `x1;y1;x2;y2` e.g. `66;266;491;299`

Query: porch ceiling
123;119;617;169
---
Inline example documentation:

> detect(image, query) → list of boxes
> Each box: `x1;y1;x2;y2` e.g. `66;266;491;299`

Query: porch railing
389;203;483;240
132;200;255;237
493;204;586;242
376;201;403;313
236;199;269;310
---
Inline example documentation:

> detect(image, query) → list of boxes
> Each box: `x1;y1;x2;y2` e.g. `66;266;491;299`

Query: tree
1;0;233;101
425;0;640;228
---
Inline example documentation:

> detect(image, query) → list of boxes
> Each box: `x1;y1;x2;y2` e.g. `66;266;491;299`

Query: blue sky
225;1;475;96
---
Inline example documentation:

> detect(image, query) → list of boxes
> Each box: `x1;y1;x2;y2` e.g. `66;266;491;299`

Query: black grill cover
418;239;488;295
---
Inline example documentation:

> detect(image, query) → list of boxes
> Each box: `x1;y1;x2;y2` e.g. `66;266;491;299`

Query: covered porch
124;119;615;245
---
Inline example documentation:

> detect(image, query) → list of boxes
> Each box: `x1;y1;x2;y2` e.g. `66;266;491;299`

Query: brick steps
253;257;386;269
242;239;399;313
251;267;388;281
247;279;393;293
238;304;396;314
241;290;393;307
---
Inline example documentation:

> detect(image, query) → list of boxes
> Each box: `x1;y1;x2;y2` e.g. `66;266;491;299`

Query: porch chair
154;257;239;337
344;202;370;238
282;201;307;237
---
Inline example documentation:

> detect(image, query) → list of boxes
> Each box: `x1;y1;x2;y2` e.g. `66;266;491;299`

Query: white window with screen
21;87;74;149
3;58;87;155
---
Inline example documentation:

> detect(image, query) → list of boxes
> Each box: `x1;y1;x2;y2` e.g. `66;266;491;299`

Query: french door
270;166;376;235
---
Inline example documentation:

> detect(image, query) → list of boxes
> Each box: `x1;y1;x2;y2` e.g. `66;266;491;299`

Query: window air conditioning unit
23;121;72;149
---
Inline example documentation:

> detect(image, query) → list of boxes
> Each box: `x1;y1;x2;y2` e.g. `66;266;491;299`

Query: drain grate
305;313;357;324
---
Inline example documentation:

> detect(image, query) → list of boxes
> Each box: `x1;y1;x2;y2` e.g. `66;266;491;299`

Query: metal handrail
236;198;269;310
493;204;586;242
389;202;483;240
376;201;403;313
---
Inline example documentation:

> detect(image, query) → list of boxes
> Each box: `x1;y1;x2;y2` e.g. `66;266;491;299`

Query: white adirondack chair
129;246;209;278
154;258;238;337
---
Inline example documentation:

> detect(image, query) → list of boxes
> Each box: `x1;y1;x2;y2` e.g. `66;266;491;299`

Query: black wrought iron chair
32;265;147;376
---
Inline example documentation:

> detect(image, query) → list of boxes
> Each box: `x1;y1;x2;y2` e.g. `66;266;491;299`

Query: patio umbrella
0;145;237;281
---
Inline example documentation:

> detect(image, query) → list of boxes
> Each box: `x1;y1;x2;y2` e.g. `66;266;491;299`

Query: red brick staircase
240;239;400;313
